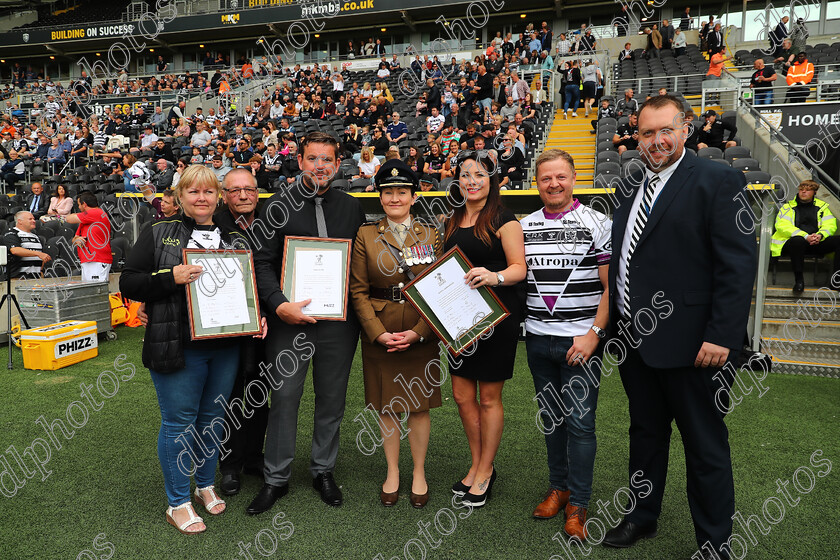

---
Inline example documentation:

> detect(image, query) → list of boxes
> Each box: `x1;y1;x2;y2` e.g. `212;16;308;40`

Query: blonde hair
360;146;374;162
174;164;221;205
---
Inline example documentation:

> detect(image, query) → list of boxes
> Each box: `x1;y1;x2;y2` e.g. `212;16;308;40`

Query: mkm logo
221;13;240;24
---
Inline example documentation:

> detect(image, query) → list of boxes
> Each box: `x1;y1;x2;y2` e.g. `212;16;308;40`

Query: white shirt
616;149;686;316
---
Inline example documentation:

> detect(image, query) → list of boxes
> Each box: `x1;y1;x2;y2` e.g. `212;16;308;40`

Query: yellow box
20;320;99;371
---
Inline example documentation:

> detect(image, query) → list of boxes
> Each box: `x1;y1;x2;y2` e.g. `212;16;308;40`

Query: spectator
581;60;602;118
562;60;582;119
423;141;446;182
152;159;175;190
774;38;796;75
278;142;300;185
772;180;840;293
591;98;616;134
497;134;525;189
491;76;506;106
697;110;737;151
660;19;675;50
426;107;445;134
171;160;186;189
24;181;48;219
211;155;232;182
618;42;634;61
511;71;529;103
426;78;442;111
386;112;408;144
472;65;493;113
3;211;50;278
680;6;692;30
786;51;814;103
614;6;629;36
358;147;381;191
706;23;723;56
750;59;778;105
246;155;271;190
556;33;572;56
156;55;169;73
644;26;662;59
540;21;553;53
529;32;542;53
131;125;159;156
673;28;687;57
64;191;112;283
152;188;179;220
706;47;732;81
701;16;715;52
579;28;596;53
1;150;25;188
43;184;73;221
612;112;638;155
402;144;424;177
790;17;809;55
770;16;789;56
500;96;519;122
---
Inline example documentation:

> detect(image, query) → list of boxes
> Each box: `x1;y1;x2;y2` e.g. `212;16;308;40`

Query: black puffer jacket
120;214;250;373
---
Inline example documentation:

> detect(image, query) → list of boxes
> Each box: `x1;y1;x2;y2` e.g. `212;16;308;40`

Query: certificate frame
280;236;352;321
182;249;262;340
402;245;509;357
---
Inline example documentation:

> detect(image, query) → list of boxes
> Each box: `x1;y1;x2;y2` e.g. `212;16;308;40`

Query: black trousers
219;337;270;475
786;86;810;103
617;326;735;552
781;235;840;280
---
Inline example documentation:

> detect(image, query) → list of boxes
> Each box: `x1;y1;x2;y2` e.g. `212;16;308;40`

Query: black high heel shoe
451;480;470;497
462;468;496;508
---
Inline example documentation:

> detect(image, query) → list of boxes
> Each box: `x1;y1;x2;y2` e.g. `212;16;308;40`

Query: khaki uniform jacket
349;215;443;412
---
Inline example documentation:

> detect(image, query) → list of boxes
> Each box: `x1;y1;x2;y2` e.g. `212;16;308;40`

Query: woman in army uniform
349;158;443;509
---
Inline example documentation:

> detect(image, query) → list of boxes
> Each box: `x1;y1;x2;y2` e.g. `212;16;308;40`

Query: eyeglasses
224;187;258;195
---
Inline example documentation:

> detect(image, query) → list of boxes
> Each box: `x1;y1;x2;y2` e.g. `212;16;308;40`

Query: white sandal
165;502;205;535
194;485;226;515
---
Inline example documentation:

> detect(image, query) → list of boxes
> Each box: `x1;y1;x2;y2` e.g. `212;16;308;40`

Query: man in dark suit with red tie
602;96;756;560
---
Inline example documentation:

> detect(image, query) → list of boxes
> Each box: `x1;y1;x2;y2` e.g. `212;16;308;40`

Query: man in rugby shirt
522;149;611;543
4;211;51;278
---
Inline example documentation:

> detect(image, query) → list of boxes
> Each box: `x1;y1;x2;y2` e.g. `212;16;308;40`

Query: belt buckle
391;286;403;302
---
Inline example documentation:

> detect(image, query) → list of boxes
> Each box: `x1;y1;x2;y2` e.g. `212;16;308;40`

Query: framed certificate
280;236;352;320
183;249;262;340
402;246;509;357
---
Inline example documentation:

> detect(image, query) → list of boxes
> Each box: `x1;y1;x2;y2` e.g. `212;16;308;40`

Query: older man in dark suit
24;182;49;220
602;95;756;560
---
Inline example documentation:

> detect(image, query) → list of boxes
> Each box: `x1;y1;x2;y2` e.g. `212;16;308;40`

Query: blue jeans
564;84;581;112
754;89;773;105
124;175;139;193
526;334;601;508
150;345;240;506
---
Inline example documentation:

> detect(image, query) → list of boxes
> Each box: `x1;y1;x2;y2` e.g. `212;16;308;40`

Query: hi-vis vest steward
771;198;837;257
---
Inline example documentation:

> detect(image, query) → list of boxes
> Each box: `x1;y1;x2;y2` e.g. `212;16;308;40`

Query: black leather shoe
602;519;658;548
246;483;289;515
219;472;240;496
793;280;805;293
313;472;343;507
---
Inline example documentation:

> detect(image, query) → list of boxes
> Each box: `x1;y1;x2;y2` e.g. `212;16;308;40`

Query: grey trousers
262;316;359;485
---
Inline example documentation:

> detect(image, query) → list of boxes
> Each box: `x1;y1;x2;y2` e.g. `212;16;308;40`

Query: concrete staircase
541;108;596;186
760;285;840;378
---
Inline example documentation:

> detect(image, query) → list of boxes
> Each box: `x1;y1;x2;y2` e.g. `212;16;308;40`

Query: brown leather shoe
409;489;429;508
380;488;399;507
532;488;570;519
564;504;589;540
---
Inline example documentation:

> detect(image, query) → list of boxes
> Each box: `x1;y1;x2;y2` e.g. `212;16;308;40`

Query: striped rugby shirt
521;199;611;337
4;227;44;278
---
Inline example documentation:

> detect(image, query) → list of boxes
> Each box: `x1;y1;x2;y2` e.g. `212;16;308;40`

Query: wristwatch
496;273;505;286
590;325;606;339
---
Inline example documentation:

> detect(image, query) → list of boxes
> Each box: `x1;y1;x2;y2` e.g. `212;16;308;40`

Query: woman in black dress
444;151;526;507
